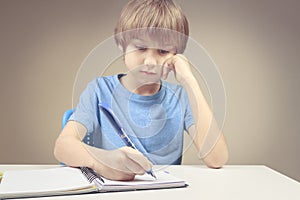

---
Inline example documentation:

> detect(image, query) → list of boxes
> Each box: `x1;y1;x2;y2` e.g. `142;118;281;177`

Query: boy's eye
158;49;170;55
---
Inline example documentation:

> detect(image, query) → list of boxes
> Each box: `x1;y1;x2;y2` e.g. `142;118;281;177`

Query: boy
54;0;228;181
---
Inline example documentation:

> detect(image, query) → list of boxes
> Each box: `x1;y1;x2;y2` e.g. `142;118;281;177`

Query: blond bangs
114;0;189;53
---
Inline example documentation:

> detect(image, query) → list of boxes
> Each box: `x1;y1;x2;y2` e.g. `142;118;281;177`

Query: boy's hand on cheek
92;147;153;181
162;54;194;85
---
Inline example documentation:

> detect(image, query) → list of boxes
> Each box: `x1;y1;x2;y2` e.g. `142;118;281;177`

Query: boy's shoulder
96;74;118;82
83;74;120;93
162;80;184;91
161;81;189;99
92;74;120;86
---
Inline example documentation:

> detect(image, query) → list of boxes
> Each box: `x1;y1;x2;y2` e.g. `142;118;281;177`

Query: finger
124;157;147;175
115;173;135;181
122;147;153;172
101;166;136;181
110;167;136;180
117;173;135;181
162;59;175;79
162;65;172;80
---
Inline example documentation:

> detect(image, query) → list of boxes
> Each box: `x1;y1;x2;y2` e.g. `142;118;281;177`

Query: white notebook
0;166;187;199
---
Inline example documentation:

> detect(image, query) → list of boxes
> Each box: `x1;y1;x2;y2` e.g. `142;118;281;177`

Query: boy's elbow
204;150;229;169
53;136;65;162
53;139;60;161
203;134;229;169
207;156;228;169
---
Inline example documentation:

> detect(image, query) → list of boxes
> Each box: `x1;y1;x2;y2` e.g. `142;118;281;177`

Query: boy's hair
114;0;189;54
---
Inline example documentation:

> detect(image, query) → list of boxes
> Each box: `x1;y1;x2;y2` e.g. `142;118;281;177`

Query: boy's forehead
130;38;176;50
119;28;187;53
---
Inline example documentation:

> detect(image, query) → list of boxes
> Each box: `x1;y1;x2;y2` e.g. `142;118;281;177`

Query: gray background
0;0;299;181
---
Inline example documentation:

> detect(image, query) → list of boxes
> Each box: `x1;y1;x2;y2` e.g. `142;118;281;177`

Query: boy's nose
144;50;158;67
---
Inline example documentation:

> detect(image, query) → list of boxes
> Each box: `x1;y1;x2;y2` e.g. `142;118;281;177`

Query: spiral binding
79;167;104;186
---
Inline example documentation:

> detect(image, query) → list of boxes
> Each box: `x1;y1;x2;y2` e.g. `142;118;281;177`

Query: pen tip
151;172;157;179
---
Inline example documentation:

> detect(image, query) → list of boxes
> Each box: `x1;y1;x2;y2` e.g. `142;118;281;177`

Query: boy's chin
137;76;161;85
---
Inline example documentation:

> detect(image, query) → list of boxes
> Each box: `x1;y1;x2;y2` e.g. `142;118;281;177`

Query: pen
99;102;157;179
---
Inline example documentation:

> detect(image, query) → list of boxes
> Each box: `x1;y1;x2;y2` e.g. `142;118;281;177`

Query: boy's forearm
54;134;96;168
182;76;212;146
181;76;228;167
54;122;152;180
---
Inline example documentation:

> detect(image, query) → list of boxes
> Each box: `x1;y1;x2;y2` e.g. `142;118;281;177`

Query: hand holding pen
99;102;157;179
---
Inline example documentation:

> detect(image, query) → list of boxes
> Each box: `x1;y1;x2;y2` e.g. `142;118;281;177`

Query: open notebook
0;166;187;199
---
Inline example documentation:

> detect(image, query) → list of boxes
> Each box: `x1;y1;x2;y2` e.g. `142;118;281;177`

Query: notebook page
102;170;185;186
0;167;94;194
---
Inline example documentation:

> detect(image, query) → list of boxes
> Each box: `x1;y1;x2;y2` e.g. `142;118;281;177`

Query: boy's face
124;37;176;84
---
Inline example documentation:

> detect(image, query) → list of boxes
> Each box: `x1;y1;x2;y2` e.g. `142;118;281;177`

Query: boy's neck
119;74;161;96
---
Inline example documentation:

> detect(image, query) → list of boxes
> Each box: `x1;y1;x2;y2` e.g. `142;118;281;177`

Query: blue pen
99;102;156;179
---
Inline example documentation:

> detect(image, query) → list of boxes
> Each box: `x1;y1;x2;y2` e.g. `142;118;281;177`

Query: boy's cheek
124;51;139;63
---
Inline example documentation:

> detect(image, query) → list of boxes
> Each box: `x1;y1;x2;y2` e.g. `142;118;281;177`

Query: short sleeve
69;79;100;134
182;88;195;132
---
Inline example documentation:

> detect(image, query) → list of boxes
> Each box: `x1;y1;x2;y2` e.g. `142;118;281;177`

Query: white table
0;165;299;200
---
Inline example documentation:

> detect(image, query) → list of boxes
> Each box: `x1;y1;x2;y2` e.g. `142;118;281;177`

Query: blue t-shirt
69;74;194;165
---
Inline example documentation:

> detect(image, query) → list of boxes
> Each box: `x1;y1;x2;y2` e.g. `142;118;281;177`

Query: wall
0;0;299;181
